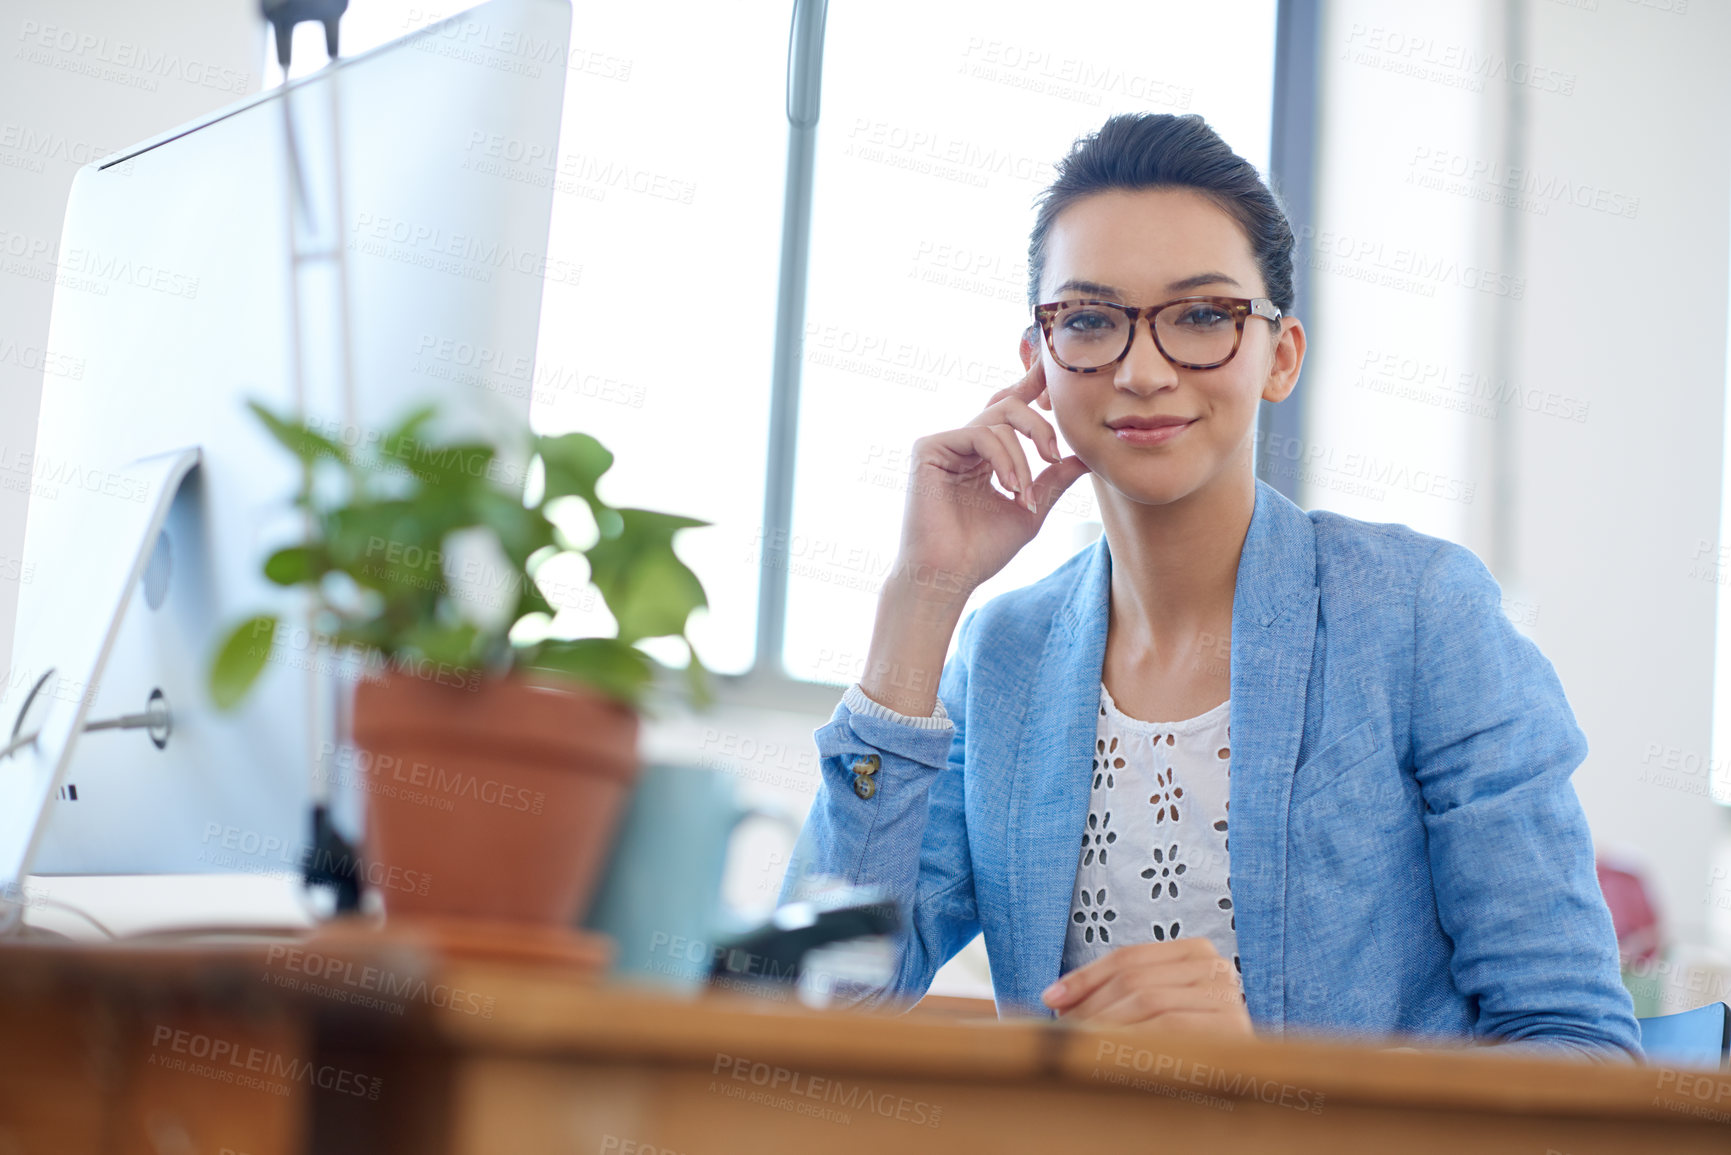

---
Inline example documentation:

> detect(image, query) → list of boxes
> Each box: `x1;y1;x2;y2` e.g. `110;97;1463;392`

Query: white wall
1305;0;1731;978
1511;0;1730;959
0;0;262;666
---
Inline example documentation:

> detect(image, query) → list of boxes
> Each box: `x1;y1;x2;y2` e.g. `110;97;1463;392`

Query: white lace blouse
837;679;1240;982
1061;682;1240;980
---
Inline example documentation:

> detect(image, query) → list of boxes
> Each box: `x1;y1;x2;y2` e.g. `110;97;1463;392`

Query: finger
1128;1010;1250;1035
1059;958;1226;1022
1010;356;1047;403
997;358;1031;408
922;426;1024;505
1083;983;1238;1028
1000;354;1047;406
1068;968;1241;1025
971;398;1061;464
1042;939;1212;1009
1041;946;1133;1009
983;423;1034;510
1029;455;1090;518
1042;951;1124;1010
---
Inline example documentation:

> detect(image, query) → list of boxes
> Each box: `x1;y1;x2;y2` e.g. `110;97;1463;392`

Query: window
515;3;789;677
272;2;1281;691
272;1;789;677
784;1;1278;685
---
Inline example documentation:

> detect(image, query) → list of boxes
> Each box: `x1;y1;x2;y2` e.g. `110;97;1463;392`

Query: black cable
304;802;365;914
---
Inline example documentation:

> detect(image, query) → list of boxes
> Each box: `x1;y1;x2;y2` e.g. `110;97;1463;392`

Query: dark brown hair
1027;113;1296;314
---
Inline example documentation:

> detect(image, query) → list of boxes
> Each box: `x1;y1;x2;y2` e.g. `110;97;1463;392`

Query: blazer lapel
1003;481;1318;1023
1227;480;1319;1032
1007;536;1111;1015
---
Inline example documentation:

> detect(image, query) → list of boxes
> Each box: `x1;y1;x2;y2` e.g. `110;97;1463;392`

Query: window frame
716;0;1316;709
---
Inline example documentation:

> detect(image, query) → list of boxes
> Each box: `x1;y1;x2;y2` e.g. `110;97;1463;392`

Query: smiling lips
1107;415;1196;445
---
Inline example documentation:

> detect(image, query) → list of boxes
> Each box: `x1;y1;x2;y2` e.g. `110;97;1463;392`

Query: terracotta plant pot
349;667;639;926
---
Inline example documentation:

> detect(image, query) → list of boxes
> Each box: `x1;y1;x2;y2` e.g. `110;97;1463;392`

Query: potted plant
209;400;709;939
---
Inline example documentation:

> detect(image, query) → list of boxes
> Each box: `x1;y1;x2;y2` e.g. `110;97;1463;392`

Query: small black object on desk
708;886;901;991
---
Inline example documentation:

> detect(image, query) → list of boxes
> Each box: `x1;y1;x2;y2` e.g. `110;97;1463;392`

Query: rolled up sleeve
778;614;982;1007
1411;542;1642;1061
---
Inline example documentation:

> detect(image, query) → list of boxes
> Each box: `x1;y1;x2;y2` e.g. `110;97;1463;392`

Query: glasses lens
1156;299;1238;367
1048;303;1129;369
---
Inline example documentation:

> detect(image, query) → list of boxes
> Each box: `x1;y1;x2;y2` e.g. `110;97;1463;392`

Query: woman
780;113;1639;1060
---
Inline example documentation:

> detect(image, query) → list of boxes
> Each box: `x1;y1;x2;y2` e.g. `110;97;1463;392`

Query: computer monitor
0;0;571;913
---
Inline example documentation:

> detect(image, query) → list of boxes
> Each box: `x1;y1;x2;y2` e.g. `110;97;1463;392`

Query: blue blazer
783;479;1641;1060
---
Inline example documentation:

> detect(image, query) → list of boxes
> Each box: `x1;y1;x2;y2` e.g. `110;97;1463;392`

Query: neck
1098;466;1256;653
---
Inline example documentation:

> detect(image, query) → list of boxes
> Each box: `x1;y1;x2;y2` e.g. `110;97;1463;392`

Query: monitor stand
0;446;201;932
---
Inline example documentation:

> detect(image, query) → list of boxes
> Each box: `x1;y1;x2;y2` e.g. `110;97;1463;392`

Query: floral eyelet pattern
1081;809;1117;866
1141;842;1188;900
1072;885;1118;944
1063;683;1240;984
1148;764;1182;823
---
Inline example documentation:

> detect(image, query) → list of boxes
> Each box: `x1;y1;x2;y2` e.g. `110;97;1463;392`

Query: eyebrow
1052;273;1242;298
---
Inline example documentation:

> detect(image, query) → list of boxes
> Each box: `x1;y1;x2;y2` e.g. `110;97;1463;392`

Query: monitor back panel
14;0;570;877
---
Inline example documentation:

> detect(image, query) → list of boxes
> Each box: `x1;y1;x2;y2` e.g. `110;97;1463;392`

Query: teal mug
582;763;799;991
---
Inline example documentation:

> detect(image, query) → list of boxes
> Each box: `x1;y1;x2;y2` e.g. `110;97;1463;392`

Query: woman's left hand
1040;939;1252;1034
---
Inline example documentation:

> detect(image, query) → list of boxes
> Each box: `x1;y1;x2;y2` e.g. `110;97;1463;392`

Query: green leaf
382;404;439;454
612;551;706;642
583;510;708;591
262;545;326;587
332;621;395;655
684;646;713;710
325;501;448;575
536;432;613;507
525;637;653;705
512;572;556;622
209;614;279;710
401;621;482;668
247;401;351;467
470;487;554;566
226;397;711;715
612;508;709;535
381;436;497;490
584;508;709;643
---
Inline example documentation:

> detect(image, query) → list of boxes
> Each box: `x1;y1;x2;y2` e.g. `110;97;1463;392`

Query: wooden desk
1;937;1727;1154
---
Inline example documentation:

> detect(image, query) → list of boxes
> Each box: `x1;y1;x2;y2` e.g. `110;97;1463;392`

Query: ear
1260;316;1306;405
1020;325;1054;411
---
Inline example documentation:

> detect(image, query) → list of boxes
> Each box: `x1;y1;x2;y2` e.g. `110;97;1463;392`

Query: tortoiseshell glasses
1032;295;1282;373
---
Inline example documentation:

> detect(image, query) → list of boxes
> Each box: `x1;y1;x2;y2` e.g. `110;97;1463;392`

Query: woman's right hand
858;358;1090;717
893;356;1092;604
